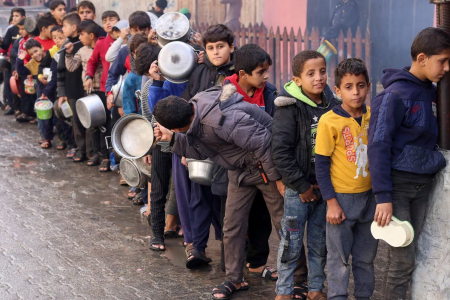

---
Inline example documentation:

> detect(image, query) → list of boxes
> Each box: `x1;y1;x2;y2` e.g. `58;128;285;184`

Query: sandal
14;110;21;117
186;249;212;269
98;159;111;172
57;141;67;150
87;153;101;166
211;281;249;300
132;192;144;205
29;117;38;124
128;187;140;199
16;113;29;123
119;177;128;186
149;236;165;252
307;292;327;300
41;140;52;149
73;150;86;163
294;282;309;300
66;148;77;159
38;139;45;144
164;225;182;239
246;264;278;281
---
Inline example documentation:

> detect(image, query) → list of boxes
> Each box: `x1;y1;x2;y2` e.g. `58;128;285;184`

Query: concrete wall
411;151;450;299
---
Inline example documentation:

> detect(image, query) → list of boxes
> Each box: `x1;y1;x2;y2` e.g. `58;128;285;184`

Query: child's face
18;25;28;38
335;73;370;110
205;41;234;67
420;49;450;83
240;61;270;90
42;25;55;39
79;31;94;47
51;5;66;23
78;7;95;21
111;29;120;40
130;27;150;36
12;12;25;26
62;21;77;38
52;31;66;48
293;57;327;97
28;46;44;62
102;17;119;33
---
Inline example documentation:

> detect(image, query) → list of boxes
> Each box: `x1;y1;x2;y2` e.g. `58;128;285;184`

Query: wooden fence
192;23;371;92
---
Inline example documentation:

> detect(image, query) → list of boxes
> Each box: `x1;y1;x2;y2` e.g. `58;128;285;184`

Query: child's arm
105;47;127;93
16;53;31;77
85;41;100;90
65;52;82;72
56;45;67;100
148;79;188;112
42;58;57;98
105;38;124;63
122;75;137;115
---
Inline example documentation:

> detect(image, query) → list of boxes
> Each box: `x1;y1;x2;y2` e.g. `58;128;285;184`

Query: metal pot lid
156;12;190;42
120;159;142;187
158;41;197;81
24;16;37;33
147;12;159;29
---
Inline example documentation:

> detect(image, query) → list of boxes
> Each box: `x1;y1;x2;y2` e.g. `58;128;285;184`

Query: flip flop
186;249;212;269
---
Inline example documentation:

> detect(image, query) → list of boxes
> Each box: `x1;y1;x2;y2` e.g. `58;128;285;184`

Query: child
104;20;129;64
272;50;340;300
149;0;167;18
315;58;377;299
34;12;58;52
368;27;449;299
77;1;107;37
57;12;85;162
49;0;66;25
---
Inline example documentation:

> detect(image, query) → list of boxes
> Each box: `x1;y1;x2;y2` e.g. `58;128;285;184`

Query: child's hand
374;203;393;227
181;156;188;167
154;122;173;142
299;185;318;203
58;97;67;108
107;93;114;110
65;42;74;54
144;155;152;165
191;32;203;46
12;70;18;79
39;76;48;85
276;180;285;196
18;51;27;60
149;60;163;81
197;51;205;64
147;29;158;45
40;94;48;99
118;107;124;117
120;27;130;40
326;198;346;225
84;78;93;93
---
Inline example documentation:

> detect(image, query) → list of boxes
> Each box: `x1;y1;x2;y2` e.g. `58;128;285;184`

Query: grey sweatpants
326;190;378;300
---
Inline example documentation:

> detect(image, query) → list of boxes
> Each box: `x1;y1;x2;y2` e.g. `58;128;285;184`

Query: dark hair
234;44;272;75
153;96;194;129
292;50;326;77
37;12;57;31
62;12;81;27
155;0;168;10
411;27;450;61
129;11;151;31
17;19;25;26
12;8;26;17
25;38;42;51
50;25;63;34
69;7;78;13
77;1;96;14
8;15;13;25
203;24;234;47
77;20;100;38
334;58;369;88
135;43;161;76
129;32;148;54
102;10;120;21
49;0;66;11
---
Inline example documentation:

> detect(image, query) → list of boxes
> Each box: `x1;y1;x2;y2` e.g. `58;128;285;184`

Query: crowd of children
1;1;449;300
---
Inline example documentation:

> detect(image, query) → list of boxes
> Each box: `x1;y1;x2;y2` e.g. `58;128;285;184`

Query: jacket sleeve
148;80;187;112
16;58;31;77
122;74;137;115
105;47;127;93
368;92;406;204
86;41;100;77
315;154;336;200
105;38;124;63
65;52;82;72
42;58;57;97
56;46;67;98
271;106;311;194
1;27;13;51
225;110;280;182
172;132;208;160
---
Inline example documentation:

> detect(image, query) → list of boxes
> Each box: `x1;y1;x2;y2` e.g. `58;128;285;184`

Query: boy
34;12;58;52
271;50;340;300
57;13;85;162
149;0;167;18
77;1;107;37
315;58;377;299
368;27;449;299
49;0;66;25
105;20;129;64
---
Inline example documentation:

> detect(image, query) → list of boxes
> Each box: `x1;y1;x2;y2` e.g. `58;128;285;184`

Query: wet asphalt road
0;112;390;299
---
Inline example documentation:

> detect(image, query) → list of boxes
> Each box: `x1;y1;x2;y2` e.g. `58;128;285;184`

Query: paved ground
0;112;391;299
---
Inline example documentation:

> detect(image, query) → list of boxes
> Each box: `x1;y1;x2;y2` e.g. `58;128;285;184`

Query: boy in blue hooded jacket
368;27;450;299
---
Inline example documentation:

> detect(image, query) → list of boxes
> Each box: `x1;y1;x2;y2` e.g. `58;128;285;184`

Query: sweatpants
4;70;12;107
90;91;111;159
19;77;35;116
326;190;378;300
68;98;87;155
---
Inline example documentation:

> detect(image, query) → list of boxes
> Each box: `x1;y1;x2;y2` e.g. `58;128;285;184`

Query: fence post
303;27;310;50
311;27;320;50
346;28;352;58
289;28;296;80
275;27;282;90
253;23;259;46
259;23;267;49
282;27;289;88
240;24;246;47
248;23;254;44
365;27;372;103
269;27;276;88
338;29;345;61
297;27;303;54
235;25;241;48
355;27;362;58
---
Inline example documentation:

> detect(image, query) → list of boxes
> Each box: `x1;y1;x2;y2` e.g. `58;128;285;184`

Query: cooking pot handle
99;126;106;133
105;136;112;149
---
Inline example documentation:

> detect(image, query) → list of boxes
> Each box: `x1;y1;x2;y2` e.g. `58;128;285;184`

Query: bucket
317;40;337;62
35;99;53;120
24;77;37;94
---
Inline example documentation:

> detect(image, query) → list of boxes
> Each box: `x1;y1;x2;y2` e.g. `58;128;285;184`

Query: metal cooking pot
185;158;215;186
156;12;191;47
107;114;154;159
147;12;159;29
111;75;124;107
76;93;106;130
120;158;148;188
0;55;11;72
158;41;198;83
53;100;73;121
24;16;39;36
134;156;152;178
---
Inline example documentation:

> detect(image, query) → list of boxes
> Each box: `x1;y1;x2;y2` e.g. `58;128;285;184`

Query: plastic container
60;101;73;118
317;40;337;62
35;99;53;120
24;77;37;94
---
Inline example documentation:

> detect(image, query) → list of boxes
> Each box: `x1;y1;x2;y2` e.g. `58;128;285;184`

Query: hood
381;67;433;89
332;103;367;118
275;80;335;107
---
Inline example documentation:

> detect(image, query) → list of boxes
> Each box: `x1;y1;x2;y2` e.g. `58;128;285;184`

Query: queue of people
0;1;448;300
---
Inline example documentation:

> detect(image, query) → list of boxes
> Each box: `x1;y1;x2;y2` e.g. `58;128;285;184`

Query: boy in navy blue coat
368;27;450;299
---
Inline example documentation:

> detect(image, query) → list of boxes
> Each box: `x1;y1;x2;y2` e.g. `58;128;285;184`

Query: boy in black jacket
57;13;85;162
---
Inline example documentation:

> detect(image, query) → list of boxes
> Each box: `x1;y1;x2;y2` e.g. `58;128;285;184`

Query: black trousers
69;97;86;154
90;91;111;159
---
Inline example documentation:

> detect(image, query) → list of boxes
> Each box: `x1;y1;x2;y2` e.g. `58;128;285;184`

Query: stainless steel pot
24;16;38;35
158;41;197;83
134;157;152;178
120;158;148;188
156;12;191;47
76;93;106;129
111;75;124;107
0;55;11;72
185;158;215;186
147;12;159;29
108;114;154;159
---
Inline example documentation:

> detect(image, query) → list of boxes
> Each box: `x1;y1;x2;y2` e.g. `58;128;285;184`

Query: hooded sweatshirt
368;67;446;204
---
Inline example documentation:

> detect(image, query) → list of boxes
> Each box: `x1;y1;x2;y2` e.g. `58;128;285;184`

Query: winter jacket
1;25;19;52
324;0;359;41
66;45;102;92
56;36;84;99
148;80;187;112
368;68;446;204
271;81;339;194
16;57;56;101
122;71;142;115
172;84;281;187
86;34;114;92
105;46;128;93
